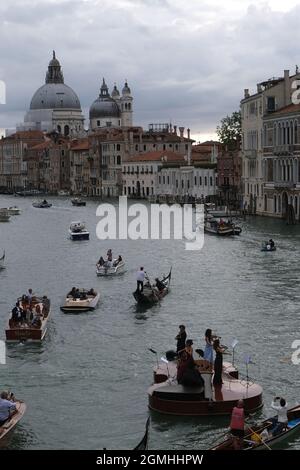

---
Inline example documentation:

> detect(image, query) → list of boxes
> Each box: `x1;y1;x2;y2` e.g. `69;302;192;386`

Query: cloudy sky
1;0;300;141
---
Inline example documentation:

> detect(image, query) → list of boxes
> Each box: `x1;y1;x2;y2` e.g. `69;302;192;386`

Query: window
204;176;207;186
117;156;121;165
181;180;184;189
64;125;69;136
167;176;170;184
135;144;139;151
57;125;61;133
176;179;178;188
210;176;213;186
124;187;127;195
146;187;149;196
200;176;202;185
194;176;197;185
169;144;172;148
106;122;112;127
267;96;275;112
163;176;165;184
117;144;121;151
97;120;100;127
159;175;161;184
144;145;146;151
163;144;166;150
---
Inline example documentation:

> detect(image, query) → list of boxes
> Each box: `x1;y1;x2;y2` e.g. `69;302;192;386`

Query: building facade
217;143;242;208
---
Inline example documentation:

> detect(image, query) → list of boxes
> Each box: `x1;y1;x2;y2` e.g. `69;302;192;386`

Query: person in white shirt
136;267;145;292
269;396;288;436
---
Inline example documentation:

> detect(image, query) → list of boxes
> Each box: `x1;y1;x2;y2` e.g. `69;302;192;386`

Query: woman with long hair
213;338;226;386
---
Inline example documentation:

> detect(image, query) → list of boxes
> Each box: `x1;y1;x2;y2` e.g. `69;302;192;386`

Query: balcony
273;145;294;156
273;181;295;189
244;149;257;159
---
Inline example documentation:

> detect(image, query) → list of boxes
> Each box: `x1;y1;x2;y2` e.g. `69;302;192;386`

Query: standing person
107;249;113;262
175;325;187;353
0;391;16;426
229;400;245;450
27;288;34;305
269;239;275;249
185;339;194;358
213;339;226;386
11;302;22;324
269;397;288;436
136;267;145;292
203;329;216;367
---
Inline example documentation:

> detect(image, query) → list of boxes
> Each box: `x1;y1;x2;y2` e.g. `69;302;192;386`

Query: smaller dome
89;97;120;119
111;84;120;98
122;81;131;95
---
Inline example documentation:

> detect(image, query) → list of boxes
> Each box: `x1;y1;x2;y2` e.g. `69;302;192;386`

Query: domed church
89;78;133;131
19;51;84;136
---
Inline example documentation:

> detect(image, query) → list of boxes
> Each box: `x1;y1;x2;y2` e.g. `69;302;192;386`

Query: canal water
0;195;300;450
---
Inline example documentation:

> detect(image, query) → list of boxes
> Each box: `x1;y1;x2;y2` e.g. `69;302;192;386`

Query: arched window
295;196;298;215
125;103;128;110
295;121;298;144
128;103;131;111
64;125;69;136
57;125;61;133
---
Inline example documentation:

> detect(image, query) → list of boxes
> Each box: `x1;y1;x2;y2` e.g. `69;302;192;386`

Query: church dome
89;78;120;119
29;51;81;110
30;83;81;110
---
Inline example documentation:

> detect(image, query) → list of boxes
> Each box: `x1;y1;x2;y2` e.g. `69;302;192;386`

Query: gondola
32;200;52;208
133;417;150;450
211;404;300;450
133;268;172;305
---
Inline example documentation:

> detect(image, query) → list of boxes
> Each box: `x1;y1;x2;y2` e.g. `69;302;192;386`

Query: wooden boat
0;250;5;269
133;269;172;305
133;417;150;450
32;200;52;208
204;217;234;236
0;399;26;448
71;197;86;206
0;208;11;222
60;288;100;313
148;359;263;416
69;221;89;240
211;404;300;450
96;259;125;276
5;296;51;342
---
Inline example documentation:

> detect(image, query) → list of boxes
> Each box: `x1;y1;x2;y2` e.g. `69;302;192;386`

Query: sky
1;0;300;142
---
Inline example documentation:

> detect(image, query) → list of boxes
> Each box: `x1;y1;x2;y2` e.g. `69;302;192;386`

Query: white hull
69;229;90;240
7;207;21;215
61;291;100;312
96;261;125;276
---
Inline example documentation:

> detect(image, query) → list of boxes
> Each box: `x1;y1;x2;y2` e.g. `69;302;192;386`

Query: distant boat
71;198;86;206
133;269;172;305
96;258;125;276
15;189;44;197
69;221;89;240
32;200;52;208
0;398;26;448
0;250;5;269
0;209;10;222
261;242;276;252
7;206;21;215
60;288;100;313
5;295;51;343
204;217;234;236
58;190;70;196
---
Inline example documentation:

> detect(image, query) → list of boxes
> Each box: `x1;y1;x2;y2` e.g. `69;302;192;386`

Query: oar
246;425;272;450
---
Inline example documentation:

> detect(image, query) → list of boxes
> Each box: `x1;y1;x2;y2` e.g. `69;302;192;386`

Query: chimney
244;89;250;99
173;125;177;135
284;69;290;106
187;128;190;139
179;126;184;138
187;145;191;166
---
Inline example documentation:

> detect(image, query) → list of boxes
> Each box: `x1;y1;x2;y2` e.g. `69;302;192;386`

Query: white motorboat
60;288;100;313
58;190;70;196
7;206;21;215
69;221;89;240
204;217;234;236
32;200;52;208
96;259;126;276
0;251;5;269
0;208;10;222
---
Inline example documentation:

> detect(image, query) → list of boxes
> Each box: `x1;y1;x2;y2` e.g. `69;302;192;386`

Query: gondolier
136;267;145;292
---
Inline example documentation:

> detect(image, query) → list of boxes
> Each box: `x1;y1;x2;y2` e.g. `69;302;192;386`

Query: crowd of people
97;249;123;269
9;289;50;329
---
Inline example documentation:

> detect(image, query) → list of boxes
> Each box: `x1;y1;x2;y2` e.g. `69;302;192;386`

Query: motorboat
71;197;86;206
5;295;51;342
32;200;52;208
7;206;21;215
15;189;44;197
133;269;172;305
261;242;276;252
96;258;125;276
0;398;26;448
69;221;89;240
60;288;100;313
58;190;70;196
0;250;5;269
0;208;11;222
204;217;234;236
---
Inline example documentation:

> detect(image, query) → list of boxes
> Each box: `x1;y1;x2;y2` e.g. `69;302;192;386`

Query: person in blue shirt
0;391;17;426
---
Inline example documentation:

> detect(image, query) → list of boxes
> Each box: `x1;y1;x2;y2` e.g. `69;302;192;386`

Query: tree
216;111;241;146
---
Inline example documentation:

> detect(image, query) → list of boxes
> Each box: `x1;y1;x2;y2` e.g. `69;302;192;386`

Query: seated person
68;287;77;298
87;288;96;296
177;351;204;387
0;391;17;426
97;256;105;267
269;239;275;248
113;255;123;267
155;278;165;291
80;291;87;300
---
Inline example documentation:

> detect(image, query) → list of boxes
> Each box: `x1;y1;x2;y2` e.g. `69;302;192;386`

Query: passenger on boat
107;249;113;262
269;239;275;248
177;351;204;387
0;391;17;426
68;287;77;298
113;255;123;267
269;397;288;437
229;400;245;450
155;278;165;292
175;325;187;353
203;329;217;367
42;296;50;315
27;288;34;305
213;339;225;386
11;302;23;324
97;256;105;267
136;267;145;292
87;288;96;296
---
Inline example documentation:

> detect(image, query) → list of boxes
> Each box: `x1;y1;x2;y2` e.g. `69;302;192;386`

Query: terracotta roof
70;139;89;150
265;103;300;117
30;140;52;150
124;150;186;163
